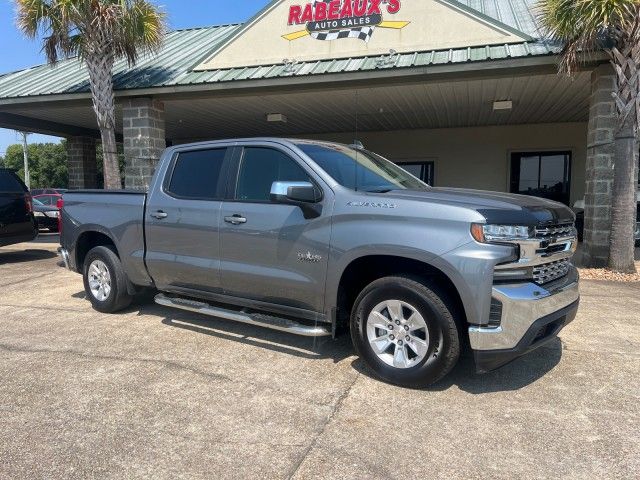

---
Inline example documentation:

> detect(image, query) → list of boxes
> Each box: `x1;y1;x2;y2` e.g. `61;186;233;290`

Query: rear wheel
350;276;460;388
83;246;133;313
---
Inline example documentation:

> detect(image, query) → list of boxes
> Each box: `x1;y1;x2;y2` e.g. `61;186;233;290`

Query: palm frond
15;0;51;38
117;0;166;65
537;0;640;73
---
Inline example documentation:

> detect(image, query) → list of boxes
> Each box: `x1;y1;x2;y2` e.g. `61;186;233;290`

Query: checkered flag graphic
310;0;376;42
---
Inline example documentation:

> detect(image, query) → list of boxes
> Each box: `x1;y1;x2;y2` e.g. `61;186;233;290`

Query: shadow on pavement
70;287;563;390
148;296;561;390
126;301;354;363
352;337;563;393
0;249;57;265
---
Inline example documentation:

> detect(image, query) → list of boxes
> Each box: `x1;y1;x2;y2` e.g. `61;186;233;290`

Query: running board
154;294;332;337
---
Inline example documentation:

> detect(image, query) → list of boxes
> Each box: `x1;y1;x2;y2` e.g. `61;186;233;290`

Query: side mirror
270;181;322;219
270;181;321;204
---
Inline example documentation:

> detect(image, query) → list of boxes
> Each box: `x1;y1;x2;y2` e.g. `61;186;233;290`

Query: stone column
122;98;166;190
584;64;617;267
66;136;98;189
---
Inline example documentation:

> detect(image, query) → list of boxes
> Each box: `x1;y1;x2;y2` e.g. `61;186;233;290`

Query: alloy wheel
88;259;112;302
366;299;429;369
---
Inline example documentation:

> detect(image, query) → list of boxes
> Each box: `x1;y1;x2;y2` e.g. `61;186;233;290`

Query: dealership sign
283;0;409;42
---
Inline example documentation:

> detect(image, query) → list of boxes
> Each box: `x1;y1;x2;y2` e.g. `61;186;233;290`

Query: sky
0;0;270;156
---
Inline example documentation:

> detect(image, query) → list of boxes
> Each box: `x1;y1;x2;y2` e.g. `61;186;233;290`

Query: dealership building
0;0;634;266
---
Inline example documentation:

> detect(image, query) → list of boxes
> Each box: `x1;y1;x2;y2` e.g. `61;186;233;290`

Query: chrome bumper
57;247;71;270
469;266;579;351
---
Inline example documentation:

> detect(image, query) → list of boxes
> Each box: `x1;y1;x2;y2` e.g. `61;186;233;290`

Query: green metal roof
0;0;559;101
456;0;542;37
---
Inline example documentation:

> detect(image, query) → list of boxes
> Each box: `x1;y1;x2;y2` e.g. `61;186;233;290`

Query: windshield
296;143;429;192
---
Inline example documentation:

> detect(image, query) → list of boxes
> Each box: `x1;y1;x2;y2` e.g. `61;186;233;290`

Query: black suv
0;169;38;247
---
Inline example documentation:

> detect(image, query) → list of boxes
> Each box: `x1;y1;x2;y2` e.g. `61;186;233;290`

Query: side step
154;293;332;337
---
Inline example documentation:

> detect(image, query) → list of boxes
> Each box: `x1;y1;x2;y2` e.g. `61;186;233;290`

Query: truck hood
385;187;576;226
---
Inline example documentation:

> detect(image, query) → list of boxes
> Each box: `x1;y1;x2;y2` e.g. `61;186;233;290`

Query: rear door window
235;147;311;202
166;148;228;200
0;171;27;193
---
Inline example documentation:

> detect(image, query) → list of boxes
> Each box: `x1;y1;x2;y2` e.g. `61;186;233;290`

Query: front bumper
469;266;579;372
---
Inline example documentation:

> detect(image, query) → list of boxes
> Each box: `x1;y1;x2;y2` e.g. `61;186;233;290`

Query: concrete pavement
0;236;638;479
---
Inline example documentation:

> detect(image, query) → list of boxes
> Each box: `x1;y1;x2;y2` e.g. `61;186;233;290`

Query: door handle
224;214;247;225
151;210;168;219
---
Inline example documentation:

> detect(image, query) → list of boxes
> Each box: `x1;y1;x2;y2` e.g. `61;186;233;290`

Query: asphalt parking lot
1;236;638;479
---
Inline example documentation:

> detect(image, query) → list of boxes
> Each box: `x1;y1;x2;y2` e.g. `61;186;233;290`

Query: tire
82;245;133;313
350;276;460;388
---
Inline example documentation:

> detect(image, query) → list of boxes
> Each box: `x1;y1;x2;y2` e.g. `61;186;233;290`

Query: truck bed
60;190;152;287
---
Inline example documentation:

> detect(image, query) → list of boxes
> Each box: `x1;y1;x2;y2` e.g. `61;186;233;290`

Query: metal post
18;131;31;190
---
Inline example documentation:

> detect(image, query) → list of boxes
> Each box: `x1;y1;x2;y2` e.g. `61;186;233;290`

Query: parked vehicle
59;139;580;387
31;188;68;196
32;198;60;232
574;195;640;245
33;193;63;207
0;168;38;247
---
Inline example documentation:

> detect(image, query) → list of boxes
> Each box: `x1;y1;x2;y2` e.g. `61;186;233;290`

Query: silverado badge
298;251;323;263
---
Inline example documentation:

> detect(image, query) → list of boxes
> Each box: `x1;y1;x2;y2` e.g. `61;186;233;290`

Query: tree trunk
608;114;638;273
85;52;121;189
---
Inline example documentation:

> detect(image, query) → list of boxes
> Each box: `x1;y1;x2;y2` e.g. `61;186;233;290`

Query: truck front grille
535;223;575;239
532;258;571;285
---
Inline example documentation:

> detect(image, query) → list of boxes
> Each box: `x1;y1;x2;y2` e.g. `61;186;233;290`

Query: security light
267;113;288;123
493;100;513;111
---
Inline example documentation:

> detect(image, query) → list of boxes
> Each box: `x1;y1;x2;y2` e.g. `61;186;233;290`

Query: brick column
66;136;98;189
122;98;165;190
584;65;617;267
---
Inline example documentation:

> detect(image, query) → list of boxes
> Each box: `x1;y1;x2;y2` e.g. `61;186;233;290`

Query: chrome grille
535;223;575;239
533;258;571;285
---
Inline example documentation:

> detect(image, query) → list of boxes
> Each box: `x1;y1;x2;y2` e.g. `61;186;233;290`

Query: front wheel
350;276;460;388
83;246;133;313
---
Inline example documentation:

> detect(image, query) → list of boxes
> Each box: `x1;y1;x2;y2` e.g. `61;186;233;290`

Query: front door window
235;147;311;201
510;151;571;205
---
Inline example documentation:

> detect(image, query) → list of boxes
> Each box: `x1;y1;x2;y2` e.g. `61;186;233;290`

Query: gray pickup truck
59;138;580;387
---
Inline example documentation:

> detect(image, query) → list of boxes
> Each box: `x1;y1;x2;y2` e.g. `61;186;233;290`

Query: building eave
0;51;609;107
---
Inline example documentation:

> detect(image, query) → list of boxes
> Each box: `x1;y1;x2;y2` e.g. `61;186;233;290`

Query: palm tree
15;0;165;189
538;0;639;273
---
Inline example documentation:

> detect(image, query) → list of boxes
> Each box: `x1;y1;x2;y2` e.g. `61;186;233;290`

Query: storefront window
510;151;571;205
397;161;435;186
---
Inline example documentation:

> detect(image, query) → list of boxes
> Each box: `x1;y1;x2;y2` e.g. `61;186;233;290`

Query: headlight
471;224;532;243
44;211;59;218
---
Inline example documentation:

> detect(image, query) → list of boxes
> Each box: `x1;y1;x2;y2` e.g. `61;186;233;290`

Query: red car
32;192;64;207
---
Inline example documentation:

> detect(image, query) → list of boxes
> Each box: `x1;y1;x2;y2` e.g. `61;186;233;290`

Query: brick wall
122;98;166;190
584;64;616;267
67;136;97;189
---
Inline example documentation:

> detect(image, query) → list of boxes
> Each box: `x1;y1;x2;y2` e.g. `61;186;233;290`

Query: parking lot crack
285;372;360;480
0;342;232;383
